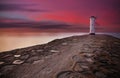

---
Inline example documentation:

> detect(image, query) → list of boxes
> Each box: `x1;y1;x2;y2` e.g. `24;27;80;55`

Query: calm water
0;33;119;52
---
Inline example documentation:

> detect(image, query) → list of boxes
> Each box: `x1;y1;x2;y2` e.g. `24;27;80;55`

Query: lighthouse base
89;33;95;35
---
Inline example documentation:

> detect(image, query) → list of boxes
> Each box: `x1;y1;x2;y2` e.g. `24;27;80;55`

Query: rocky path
0;35;120;78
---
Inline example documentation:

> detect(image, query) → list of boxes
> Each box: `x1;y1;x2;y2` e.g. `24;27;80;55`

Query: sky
0;0;120;33
0;0;120;52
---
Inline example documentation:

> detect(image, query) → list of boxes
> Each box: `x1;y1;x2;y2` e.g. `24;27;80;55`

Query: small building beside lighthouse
89;16;96;35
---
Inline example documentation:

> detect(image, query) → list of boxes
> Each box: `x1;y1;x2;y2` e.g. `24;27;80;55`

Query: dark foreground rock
0;34;120;78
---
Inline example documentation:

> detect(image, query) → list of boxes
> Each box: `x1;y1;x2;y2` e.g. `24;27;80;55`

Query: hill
0;34;120;78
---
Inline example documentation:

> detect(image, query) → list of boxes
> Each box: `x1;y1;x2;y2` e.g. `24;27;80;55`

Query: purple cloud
0;4;49;12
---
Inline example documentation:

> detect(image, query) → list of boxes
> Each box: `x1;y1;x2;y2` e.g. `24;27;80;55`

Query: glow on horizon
0;33;87;52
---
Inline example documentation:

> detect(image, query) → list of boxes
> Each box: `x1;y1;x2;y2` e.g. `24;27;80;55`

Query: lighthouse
89;16;96;35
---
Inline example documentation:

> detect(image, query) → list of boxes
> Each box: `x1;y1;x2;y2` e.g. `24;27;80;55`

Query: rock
45;55;52;59
0;73;2;76
81;48;94;52
74;64;84;72
114;42;120;45
81;65;89;69
56;71;82;78
43;68;53;74
0;61;4;65
36;49;43;52
95;72;106;78
73;39;78;41
15;50;24;55
31;50;35;52
108;69;118;73
1;54;12;58
30;50;37;56
99;67;110;74
13;60;24;64
72;55;86;62
14;55;21;58
26;56;40;63
4;56;14;64
86;58;94;63
97;57;109;63
57;71;73;78
33;59;44;64
20;55;29;60
111;54;119;57
61;42;68;45
0;65;16;75
50;50;60;53
83;54;94;58
72;55;80;62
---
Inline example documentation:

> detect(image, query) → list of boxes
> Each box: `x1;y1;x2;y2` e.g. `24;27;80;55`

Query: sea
0;32;120;52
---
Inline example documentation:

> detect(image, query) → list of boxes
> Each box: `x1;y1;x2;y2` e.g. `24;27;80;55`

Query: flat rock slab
0;62;4;65
14;55;21;58
13;60;24;64
50;50;60;53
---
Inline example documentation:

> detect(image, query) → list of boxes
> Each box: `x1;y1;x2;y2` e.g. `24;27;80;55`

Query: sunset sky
0;0;120;33
0;0;120;52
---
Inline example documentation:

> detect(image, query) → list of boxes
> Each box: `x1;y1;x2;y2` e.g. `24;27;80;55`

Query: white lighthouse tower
89;16;96;35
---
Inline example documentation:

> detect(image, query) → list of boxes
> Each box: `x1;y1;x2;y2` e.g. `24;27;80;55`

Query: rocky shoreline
0;34;120;78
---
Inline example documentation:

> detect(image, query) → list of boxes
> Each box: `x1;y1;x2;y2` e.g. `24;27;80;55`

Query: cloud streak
0;21;69;28
0;0;120;32
0;4;49;12
0;20;106;33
